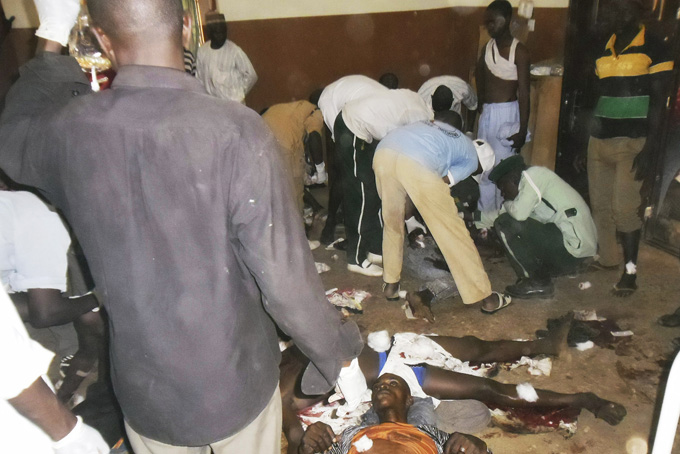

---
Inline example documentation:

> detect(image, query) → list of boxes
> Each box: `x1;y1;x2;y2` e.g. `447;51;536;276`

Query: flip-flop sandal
481;292;512;314
382;282;401;301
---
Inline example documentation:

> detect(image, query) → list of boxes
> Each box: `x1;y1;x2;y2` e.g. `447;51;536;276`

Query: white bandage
34;0;81;47
367;330;391;353
516;383;539;402
336;358;367;409
353;435;373;452
625;261;637;275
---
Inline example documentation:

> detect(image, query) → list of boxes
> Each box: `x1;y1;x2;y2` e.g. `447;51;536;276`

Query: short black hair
308;89;323;106
379;73;399;89
487;0;513;19
431;85;454;112
88;0;184;41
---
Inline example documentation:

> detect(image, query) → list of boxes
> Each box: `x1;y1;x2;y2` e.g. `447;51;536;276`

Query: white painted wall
2;0;568;28
218;0;569;21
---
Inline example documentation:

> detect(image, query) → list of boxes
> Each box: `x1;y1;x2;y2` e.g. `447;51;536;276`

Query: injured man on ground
298;373;490;454
280;315;626;454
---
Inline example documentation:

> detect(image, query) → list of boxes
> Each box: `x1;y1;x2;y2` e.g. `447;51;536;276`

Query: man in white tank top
476;0;531;213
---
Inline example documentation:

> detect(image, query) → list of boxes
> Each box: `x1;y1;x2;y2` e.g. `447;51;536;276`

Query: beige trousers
125;387;282;454
587;136;645;266
282;145;306;215
374;148;492;304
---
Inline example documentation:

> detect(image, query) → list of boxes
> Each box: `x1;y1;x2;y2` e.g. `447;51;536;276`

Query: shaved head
487;0;513;19
88;0;184;43
432;85;454;112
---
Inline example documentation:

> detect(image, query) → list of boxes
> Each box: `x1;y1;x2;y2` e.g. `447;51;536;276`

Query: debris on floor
326;288;371;314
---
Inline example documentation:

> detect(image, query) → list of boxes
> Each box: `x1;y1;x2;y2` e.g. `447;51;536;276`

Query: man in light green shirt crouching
476;155;597;299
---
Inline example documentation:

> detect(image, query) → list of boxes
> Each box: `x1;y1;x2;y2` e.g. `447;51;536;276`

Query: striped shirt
592;26;673;139
183;48;196;76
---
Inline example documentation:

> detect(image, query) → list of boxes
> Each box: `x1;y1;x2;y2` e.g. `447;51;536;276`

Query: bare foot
543;312;574;356
479;292;512;313
406;290;435;323
592;398;627;425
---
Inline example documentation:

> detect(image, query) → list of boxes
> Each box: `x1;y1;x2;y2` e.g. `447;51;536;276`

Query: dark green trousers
494;213;585;280
334;113;382;266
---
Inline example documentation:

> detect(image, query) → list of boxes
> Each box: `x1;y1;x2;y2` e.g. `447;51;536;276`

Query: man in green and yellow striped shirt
588;0;673;296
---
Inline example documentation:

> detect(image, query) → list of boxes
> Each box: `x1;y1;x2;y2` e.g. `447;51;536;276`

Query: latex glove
34;0;80;47
336;358;367;409
53;416;109;454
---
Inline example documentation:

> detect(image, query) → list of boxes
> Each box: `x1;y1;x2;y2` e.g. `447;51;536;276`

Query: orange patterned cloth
348;422;438;454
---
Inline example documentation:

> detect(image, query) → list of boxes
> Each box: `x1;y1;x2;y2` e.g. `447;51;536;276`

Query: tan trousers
587;136;645;267
374;148;492;304
125;387;282;454
283;145;306;215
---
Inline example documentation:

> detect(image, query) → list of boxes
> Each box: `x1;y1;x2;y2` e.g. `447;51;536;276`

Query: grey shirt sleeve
228;111;363;395
0;53;90;192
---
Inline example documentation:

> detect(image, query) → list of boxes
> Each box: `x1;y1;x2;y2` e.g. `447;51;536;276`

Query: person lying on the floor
281;317;626;453
298;373;490;454
472;155;597;299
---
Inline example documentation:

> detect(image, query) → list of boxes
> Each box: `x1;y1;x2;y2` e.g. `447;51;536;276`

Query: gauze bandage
516;383;539;402
367;330;391;353
336;358;368;409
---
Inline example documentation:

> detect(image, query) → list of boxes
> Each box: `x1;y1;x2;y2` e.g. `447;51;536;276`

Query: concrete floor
22;185;680;453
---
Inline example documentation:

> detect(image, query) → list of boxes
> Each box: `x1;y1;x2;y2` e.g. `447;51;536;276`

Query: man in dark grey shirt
0;0;362;452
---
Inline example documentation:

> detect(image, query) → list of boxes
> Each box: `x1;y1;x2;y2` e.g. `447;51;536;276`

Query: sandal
612;273;637;297
382;282;401;301
481;292;512;314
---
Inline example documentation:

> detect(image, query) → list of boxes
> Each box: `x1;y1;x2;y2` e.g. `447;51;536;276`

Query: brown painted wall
0;28;36;109
228;7;568;112
0;7;567;113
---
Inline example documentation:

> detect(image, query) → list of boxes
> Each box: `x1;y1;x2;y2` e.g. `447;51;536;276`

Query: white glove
34;0;81;47
53;416;109;454
336;358;367;409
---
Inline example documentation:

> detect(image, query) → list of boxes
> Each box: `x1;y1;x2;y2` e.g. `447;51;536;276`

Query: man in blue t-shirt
373;111;511;313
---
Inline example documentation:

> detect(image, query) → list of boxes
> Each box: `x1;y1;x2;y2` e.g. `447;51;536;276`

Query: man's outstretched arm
0;0;89;190
230;112;363;395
